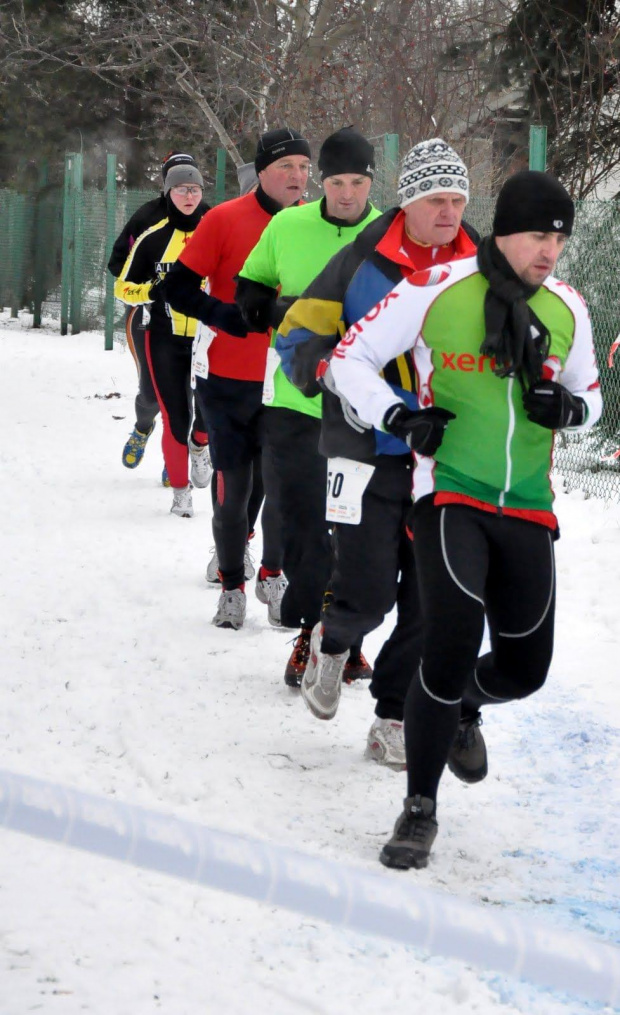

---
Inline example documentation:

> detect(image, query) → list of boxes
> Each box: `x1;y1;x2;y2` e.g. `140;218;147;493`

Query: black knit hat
161;151;197;181
255;128;311;174
493;171;574;237
318;127;375;181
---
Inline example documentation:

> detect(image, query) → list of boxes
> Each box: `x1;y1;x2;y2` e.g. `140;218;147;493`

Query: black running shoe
447;711;488;784
343;651;373;683
380;795;438;870
284;627;312;688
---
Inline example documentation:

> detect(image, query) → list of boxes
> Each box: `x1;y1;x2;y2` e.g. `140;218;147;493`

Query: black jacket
107;194;211;278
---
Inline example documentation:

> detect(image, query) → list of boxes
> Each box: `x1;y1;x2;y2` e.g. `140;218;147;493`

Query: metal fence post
215;148;227;205
32;161;49;328
104;154;117;351
7;194;20;318
70;153;84;334
60;154;76;336
529;126;547;171
382;133;400;211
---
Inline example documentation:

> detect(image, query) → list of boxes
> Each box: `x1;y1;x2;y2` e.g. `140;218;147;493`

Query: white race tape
0;768;618;1006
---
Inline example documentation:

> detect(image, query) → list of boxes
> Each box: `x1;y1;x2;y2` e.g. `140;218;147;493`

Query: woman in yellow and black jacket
115;164;210;518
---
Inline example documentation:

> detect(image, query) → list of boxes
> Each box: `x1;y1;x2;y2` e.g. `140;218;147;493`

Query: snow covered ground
0;323;619;1015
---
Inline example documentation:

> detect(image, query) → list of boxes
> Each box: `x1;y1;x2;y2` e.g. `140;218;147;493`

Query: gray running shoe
300;622;347;720
189;439;213;489
243;543;256;580
447;712;488;784
366;718;406;771
206;547;220;585
205;545;255;586
170;484;194;518
212;588;246;630
255;572;287;627
380;795;438;870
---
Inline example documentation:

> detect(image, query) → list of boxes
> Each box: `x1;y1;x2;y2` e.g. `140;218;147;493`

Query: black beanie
318;127;375;181
255;128;311;174
161;151;197;181
493;171;574;237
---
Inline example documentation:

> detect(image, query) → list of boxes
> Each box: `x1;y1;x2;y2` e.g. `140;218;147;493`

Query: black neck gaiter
165;195;206;232
477;235;550;389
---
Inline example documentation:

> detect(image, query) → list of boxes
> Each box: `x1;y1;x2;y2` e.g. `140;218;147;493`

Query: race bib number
326;457;375;525
262;346;280;405
191;323;216;388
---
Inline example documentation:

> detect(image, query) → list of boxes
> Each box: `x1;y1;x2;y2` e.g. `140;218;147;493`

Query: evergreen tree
496;0;620;195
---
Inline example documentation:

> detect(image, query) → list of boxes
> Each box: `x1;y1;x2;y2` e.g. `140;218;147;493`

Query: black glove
148;276;166;302
522;380;586;429
292;336;335;397
201;296;248;337
239;300;271;332
383;403;456;456
235;276;277;333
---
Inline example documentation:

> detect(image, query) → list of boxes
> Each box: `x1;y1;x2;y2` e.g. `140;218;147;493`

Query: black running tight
212;459;282;590
405;500;556;801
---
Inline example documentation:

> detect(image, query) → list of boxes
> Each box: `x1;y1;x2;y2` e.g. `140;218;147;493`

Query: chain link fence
1;152;619;500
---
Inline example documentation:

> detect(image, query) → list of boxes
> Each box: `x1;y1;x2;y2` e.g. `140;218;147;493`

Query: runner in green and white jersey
330;170;602;869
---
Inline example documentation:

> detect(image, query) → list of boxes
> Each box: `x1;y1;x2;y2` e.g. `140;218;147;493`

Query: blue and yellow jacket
276;208;478;464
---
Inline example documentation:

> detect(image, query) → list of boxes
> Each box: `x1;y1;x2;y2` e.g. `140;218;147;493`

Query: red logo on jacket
406;265;452;287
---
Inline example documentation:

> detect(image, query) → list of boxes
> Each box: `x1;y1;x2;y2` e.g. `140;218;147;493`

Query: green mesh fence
36;187;64;326
0;170;240;341
0;189;36;316
1;155;620;501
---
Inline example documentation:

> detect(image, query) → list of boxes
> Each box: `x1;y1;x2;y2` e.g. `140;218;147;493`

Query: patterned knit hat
397;138;469;208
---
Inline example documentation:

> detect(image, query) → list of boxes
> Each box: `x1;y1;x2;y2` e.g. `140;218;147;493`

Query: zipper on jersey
499;376;516;513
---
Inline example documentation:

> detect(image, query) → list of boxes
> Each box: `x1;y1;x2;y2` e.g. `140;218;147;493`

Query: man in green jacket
330;170;602;868
237;127;381;687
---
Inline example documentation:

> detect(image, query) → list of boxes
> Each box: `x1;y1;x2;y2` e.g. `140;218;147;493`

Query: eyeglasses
171;186;202;196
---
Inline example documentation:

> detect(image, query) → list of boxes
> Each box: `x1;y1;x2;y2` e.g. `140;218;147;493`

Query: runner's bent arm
555;287;602;430
236;220;280;331
114;231;158;306
329;278;428;428
163;209;247;335
275;245;352;395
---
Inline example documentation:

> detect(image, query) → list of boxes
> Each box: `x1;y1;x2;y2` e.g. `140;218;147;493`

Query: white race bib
191;322;216;388
326;457;375;525
262;346;280;405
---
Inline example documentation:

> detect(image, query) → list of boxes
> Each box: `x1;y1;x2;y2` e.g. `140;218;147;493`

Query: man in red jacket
164;128;311;630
